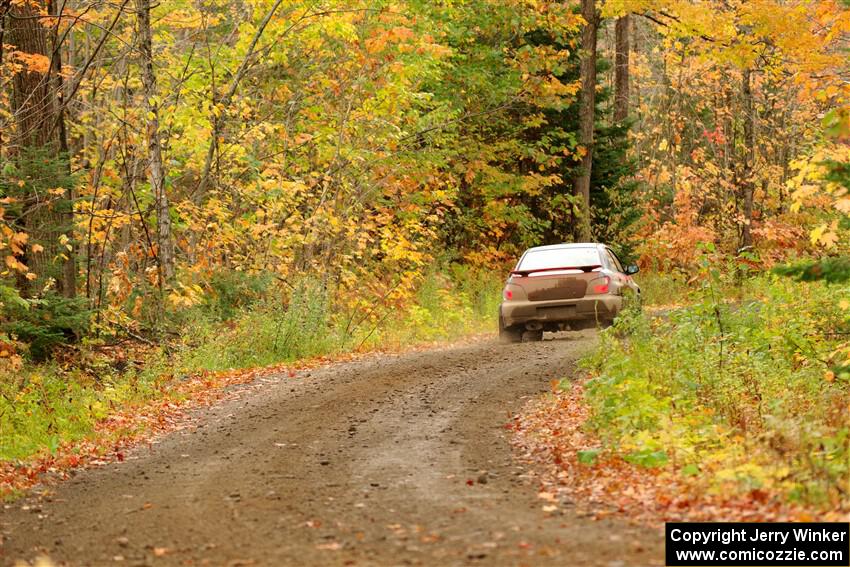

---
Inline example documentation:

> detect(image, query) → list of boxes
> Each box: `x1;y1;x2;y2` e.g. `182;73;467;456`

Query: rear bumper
500;295;622;328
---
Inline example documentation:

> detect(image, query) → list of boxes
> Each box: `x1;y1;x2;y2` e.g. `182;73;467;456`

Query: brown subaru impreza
499;242;641;342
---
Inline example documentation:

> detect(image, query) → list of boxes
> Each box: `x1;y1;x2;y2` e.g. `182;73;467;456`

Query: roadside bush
164;267;502;372
2;294;91;361
582;274;850;508
633;271;692;306
451;264;504;320
176;278;337;371
201;269;274;321
370;268;502;345
0;363;160;460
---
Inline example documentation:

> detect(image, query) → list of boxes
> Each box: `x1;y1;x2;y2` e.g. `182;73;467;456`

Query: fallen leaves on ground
511;379;847;525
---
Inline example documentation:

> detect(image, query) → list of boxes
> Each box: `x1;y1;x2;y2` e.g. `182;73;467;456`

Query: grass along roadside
514;273;849;522
1;269;503;498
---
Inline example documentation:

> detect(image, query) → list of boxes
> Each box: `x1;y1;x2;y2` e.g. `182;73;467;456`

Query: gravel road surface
2;332;662;566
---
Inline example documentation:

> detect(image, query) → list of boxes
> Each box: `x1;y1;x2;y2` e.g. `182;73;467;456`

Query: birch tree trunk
740;67;755;250
136;0;176;283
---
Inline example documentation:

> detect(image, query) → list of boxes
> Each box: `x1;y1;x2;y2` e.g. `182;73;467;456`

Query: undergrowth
0;363;164;461
633;271;692;306
0;269;503;461
582;274;850;508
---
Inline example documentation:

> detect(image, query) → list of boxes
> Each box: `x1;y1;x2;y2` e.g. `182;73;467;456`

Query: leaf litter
511;379;847;525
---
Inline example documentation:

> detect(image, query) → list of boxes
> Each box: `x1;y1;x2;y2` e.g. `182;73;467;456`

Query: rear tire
499;315;523;343
521;329;544;342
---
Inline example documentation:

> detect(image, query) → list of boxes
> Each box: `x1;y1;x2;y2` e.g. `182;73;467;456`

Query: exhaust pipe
525;321;543;331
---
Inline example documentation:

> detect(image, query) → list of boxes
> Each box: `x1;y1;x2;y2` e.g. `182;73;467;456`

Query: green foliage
373;267;503;345
624;449;668;468
168;269;275;325
2;294;91;360
0;363;161;460
203;270;274;320
582;275;850;506
577;448;601;465
773;257;850;283
0;149;82;360
0;284;27;311
633;271;692;306
177;278;336;371
589;94;641;251
0;148;76;287
449;264;504;321
432;4;637;257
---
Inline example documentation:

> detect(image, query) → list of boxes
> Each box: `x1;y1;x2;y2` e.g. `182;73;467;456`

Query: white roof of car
524;242;604;252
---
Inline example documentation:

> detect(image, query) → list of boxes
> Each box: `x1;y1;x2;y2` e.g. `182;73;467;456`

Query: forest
1;0;849;524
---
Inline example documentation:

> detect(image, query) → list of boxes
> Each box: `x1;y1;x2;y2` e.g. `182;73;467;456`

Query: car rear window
517;247;602;271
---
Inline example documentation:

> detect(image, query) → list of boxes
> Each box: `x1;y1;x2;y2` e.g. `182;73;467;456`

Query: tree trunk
136;0;176;283
48;0;77;298
0;0;9;155
740;67;755;250
632;17;640;121
573;0;598;242
8;0;75;297
614;15;630;122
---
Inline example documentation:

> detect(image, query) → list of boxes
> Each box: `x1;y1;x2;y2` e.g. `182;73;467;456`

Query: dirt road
1;332;663;566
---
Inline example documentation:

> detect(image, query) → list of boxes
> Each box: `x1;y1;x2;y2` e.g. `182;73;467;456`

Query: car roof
523;242;606;252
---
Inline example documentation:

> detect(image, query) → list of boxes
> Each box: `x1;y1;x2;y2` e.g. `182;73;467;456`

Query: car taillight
504;289;514;300
591;276;610;294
